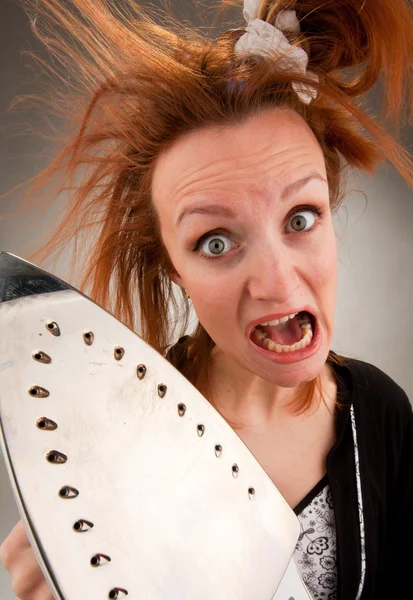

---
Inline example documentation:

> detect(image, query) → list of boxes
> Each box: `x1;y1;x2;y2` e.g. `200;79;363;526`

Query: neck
201;345;334;429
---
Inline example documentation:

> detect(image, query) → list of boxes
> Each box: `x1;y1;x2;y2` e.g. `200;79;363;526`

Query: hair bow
234;0;319;105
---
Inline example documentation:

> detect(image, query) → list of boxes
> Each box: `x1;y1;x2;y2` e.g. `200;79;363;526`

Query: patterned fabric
291;369;366;600
294;483;338;600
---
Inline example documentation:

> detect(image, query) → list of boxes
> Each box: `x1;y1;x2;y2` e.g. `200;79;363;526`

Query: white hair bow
234;0;319;105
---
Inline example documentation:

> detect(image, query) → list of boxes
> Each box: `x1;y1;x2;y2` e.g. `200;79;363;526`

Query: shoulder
336;354;412;435
341;355;409;400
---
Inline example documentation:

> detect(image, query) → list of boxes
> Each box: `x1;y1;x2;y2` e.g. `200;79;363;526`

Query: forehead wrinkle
171;149;261;200
171;144;316;208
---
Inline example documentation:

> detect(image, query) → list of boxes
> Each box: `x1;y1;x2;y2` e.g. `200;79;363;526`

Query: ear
168;267;184;289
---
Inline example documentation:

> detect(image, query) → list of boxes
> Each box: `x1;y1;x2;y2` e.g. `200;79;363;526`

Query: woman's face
152;108;338;388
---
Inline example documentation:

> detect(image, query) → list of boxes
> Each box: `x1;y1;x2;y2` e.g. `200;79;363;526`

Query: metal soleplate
0;252;309;600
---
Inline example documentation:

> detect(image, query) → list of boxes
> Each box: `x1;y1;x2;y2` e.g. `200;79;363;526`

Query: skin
152;107;338;423
0;106;339;595
0;520;53;599
153;107;339;509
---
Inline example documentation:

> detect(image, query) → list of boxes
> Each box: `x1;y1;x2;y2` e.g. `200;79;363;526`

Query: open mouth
250;310;317;354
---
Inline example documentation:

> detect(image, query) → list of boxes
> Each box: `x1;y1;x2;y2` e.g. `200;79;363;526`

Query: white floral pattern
294;485;338;600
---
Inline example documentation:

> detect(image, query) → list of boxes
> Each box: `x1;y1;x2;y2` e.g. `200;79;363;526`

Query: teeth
253;328;268;341
252;322;314;354
298;313;311;325
259;312;298;328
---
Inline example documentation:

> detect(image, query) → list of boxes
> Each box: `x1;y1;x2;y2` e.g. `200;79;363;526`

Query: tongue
261;316;303;346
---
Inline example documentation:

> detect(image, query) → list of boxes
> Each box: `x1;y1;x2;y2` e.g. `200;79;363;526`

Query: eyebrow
176;173;328;227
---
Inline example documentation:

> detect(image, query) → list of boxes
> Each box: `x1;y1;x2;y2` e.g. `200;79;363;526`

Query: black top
326;356;412;599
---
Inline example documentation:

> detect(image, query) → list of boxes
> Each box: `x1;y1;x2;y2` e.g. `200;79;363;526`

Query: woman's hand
0;520;53;600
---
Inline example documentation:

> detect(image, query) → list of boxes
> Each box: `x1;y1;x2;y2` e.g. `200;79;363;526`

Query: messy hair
18;0;413;416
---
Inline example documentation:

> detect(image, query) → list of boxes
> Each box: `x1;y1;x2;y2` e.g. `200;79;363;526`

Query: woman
1;0;412;598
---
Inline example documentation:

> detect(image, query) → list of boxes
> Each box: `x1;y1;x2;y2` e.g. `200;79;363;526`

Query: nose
246;243;301;304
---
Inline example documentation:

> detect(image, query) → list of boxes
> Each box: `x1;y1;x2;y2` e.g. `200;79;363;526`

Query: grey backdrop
1;1;412;598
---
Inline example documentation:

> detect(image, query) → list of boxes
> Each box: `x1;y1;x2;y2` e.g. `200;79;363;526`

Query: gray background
1;1;412;597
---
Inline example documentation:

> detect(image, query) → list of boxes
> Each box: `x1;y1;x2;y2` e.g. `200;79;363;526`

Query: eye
285;207;322;233
193;232;235;259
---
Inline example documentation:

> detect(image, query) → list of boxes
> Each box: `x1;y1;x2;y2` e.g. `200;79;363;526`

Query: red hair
17;0;413;417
